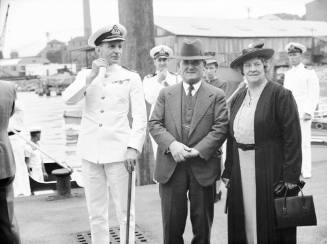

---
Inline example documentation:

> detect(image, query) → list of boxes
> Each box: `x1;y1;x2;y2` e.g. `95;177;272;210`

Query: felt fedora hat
175;39;209;60
230;42;274;68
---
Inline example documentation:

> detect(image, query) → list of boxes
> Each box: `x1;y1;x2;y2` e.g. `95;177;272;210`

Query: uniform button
100;110;104;113
101;96;105;100
99;123;103;127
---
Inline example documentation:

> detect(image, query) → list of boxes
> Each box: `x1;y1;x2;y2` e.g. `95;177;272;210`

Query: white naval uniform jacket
63;65;147;164
143;71;181;115
284;63;320;119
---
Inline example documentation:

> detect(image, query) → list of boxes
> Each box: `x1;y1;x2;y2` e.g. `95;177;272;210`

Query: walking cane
125;167;133;244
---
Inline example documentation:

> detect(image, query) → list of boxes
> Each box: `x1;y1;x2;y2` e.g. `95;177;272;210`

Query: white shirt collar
182;80;202;96
291;62;304;70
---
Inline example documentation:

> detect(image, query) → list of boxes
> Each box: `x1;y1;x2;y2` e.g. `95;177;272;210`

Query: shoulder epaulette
145;72;156;78
304;66;313;70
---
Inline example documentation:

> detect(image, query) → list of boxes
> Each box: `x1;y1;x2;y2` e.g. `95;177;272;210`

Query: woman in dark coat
222;43;302;244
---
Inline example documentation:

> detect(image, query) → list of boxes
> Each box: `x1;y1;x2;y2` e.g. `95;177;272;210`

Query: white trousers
10;135;31;196
82;160;135;244
300;120;312;178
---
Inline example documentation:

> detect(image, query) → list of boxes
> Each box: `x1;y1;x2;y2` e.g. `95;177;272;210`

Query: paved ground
15;145;327;244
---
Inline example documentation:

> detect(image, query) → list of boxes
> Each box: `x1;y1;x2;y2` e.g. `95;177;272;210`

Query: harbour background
16;90;327;170
17;91;83;169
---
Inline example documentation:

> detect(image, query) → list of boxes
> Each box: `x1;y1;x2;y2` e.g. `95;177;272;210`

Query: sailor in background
24;128;48;182
63;23;147;244
283;42;320;179
8;101;31;197
143;44;181;157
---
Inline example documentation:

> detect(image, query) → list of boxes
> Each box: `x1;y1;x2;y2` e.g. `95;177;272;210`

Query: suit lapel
188;82;213;137
167;83;182;139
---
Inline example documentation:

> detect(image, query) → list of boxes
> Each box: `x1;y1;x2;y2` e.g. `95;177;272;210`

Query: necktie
186;84;194;108
188;84;194;97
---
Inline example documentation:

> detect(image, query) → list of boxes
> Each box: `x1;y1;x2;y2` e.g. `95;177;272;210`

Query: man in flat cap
63;23;147;244
143;44;181;158
284;42;320;179
149;39;228;244
204;59;227;92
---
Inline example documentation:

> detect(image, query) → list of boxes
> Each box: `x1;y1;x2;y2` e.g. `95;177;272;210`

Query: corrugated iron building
306;0;327;22
154;16;327;68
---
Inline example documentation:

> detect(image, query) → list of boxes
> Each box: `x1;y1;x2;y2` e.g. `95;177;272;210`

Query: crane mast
0;3;10;59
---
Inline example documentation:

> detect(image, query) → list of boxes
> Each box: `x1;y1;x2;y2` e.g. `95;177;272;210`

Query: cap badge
111;25;121;35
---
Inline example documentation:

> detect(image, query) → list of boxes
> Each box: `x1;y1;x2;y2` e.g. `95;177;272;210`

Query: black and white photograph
0;0;326;243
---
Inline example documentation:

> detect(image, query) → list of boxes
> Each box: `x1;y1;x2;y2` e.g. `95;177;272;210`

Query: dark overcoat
222;81;302;243
0;81;16;179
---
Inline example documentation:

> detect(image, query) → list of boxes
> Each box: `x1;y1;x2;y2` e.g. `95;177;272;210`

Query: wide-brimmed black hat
230;42;274;68
175;39;210;60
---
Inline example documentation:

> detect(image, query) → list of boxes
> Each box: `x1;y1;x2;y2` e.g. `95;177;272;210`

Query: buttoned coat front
0;81;16;179
149;81;229;186
284;63;320;118
63;65;147;164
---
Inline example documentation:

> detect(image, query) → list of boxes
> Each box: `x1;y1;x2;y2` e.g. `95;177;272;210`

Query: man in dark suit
149;39;229;244
0;80;21;244
204;59;227;93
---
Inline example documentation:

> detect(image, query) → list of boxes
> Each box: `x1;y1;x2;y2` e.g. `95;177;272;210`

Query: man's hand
285;182;297;189
303;113;312;121
184;148;200;159
169;141;191;163
86;58;108;85
124;147;138;173
43;172;49;180
157;70;167;82
222;178;230;188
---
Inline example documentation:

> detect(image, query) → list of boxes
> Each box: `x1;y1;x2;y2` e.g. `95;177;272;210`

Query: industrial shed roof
155;16;327;38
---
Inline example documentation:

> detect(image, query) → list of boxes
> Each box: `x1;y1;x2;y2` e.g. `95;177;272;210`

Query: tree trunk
118;0;155;185
118;0;155;77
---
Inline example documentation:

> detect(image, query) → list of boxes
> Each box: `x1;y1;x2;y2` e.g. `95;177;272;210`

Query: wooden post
118;0;156;185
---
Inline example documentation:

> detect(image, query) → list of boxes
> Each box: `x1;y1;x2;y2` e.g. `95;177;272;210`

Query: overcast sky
0;0;313;57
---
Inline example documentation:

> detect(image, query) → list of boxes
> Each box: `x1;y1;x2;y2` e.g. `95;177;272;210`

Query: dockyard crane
0;3;10;59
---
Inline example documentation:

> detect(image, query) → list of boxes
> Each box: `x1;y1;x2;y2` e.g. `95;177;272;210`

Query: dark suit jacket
205;78;227;93
0;81;16;179
149;81;228;186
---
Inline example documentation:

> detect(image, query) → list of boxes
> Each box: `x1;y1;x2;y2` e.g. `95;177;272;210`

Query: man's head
176;39;208;84
30;128;41;143
88;24;127;65
205;59;218;80
150;45;173;72
285;42;306;67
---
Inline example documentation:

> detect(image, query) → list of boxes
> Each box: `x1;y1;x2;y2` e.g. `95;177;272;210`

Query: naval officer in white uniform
143;45;180;158
284;42;320;178
63;23;147;244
